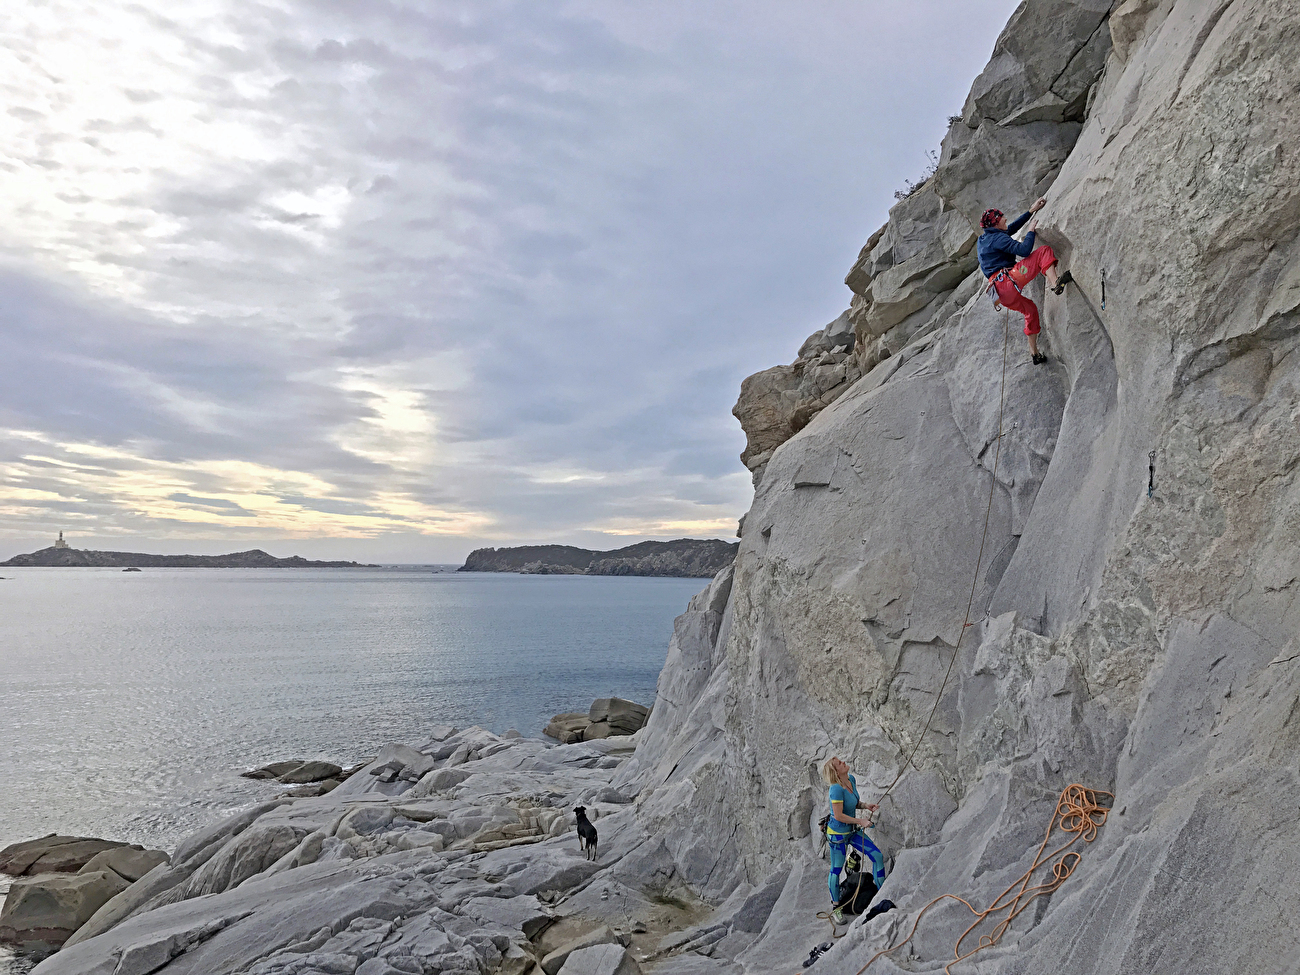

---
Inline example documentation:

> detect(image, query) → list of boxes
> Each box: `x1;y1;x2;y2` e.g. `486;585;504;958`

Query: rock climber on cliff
978;197;1073;365
822;756;886;924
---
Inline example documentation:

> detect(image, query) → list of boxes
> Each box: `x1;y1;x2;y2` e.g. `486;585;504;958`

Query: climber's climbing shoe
1032;352;1048;365
1051;269;1074;295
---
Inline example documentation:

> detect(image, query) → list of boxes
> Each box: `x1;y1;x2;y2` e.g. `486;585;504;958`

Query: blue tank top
828;773;860;834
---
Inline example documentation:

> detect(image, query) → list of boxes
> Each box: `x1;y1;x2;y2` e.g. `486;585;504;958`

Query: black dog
574;806;598;860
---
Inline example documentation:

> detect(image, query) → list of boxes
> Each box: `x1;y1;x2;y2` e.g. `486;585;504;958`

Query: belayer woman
822;756;887;922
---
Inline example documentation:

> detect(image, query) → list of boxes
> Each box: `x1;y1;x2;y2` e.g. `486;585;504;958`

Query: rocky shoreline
1;701;664;975
5;2;1298;974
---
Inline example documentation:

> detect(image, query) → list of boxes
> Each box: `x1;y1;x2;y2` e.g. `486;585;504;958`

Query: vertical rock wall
632;0;1300;971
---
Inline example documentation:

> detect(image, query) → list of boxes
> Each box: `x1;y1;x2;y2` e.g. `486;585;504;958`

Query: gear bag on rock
835;870;878;915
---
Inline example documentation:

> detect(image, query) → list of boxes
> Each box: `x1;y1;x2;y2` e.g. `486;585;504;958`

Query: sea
0;567;704;972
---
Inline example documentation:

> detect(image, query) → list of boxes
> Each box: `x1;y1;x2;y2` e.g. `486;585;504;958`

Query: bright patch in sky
0;0;1018;561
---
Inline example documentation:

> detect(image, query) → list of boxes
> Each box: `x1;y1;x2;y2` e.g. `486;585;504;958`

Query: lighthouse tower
54;531;69;550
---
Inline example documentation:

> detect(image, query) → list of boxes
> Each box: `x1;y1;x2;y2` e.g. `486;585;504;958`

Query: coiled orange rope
854;783;1113;975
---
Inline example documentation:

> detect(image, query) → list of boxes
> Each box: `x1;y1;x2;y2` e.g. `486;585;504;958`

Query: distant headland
460;537;738;578
3;534;376;568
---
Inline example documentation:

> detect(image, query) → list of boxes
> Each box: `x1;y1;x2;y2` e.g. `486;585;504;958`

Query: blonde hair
821;757;841;786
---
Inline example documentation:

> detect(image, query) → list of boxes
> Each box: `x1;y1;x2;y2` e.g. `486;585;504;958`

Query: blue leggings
828;829;886;904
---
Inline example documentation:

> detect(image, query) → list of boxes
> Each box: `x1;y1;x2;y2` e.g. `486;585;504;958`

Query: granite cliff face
626;0;1300;971
20;3;1300;974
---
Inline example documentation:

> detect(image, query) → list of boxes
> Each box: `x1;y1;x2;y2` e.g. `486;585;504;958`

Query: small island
3;534;376;568
460;537;737;578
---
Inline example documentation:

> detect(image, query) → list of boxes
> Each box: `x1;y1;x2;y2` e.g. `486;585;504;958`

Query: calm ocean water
0;566;702;967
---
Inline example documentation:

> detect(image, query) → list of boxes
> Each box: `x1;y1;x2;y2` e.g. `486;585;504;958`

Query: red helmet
980;208;1004;229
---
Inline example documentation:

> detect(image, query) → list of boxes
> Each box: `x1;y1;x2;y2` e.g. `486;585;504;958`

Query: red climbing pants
991;245;1058;335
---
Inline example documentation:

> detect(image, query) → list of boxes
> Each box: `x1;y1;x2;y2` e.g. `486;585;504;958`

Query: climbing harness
1147;449;1156;498
984;268;1021;311
853;784;1113;975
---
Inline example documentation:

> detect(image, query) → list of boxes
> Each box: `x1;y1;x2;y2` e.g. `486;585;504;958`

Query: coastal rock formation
78;849;168;885
461;540;737;579
30;727;713;975
543;714;592;745
0;870;131;951
731;312;862;483
0;837;131;878
545;699;651;744
556;942;641;975
24;2;1300;974
0;844;168;951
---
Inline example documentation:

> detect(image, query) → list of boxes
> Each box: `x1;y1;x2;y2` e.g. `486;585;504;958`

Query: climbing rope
813;308;1014;944
815;903;848;939
814;845;873;939
817;305;1111;975
876;305;1012;804
853;784;1113;975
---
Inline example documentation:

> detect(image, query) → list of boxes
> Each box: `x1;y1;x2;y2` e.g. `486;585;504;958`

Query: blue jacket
977;211;1035;278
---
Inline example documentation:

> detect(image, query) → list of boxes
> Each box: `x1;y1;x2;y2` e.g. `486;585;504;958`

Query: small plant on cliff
894;149;940;201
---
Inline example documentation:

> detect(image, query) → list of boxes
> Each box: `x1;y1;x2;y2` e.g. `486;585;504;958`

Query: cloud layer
0;0;1017;561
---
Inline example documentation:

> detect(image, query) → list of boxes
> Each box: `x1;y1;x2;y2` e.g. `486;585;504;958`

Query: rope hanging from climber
811;237;1112;960
815;295;1018;938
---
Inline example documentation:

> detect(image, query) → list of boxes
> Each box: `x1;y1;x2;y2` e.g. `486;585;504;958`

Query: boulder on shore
0;837;170;950
0;837;130;877
239;761;305;780
559;943;642;975
543;713;591;744
277;760;343;784
0;870;130;950
541;925;622;975
240;760;347;784
545;698;650;743
588;698;649;735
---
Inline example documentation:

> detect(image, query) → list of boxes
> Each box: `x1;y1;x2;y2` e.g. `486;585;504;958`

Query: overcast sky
0;0;1017;563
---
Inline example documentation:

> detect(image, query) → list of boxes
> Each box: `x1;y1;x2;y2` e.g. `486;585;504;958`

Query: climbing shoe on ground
802;941;835;968
1032;352;1048;365
1051;269;1074;295
831;907;848;926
